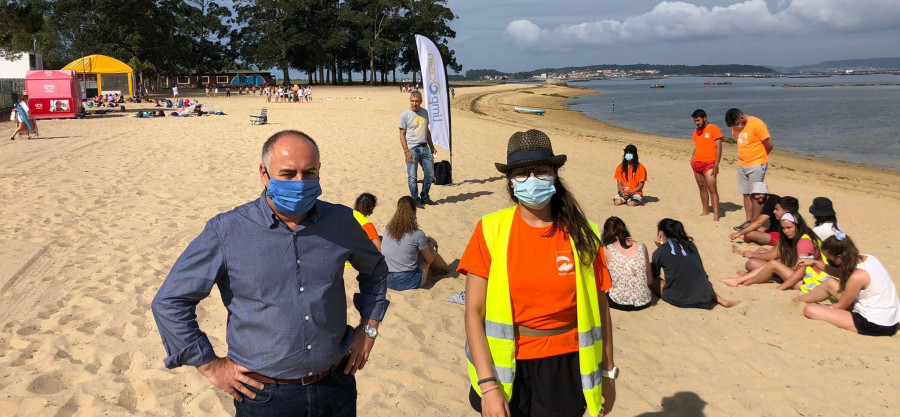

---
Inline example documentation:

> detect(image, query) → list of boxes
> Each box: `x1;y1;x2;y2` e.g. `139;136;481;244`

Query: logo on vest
556;252;574;276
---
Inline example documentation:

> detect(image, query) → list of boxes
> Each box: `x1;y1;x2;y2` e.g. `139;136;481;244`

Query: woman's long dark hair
814;214;839;230
354;192;377;216
601;217;632;249
506;172;600;266
657;218;695;253
777;210;820;268
620;148;639;181
385;196;418;241
820;234;861;291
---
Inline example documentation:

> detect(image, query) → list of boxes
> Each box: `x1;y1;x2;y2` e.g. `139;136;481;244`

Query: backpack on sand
434;160;452;185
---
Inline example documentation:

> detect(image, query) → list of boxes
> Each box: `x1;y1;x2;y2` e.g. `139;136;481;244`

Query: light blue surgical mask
266;176;322;216
513;176;556;209
624;153;634;161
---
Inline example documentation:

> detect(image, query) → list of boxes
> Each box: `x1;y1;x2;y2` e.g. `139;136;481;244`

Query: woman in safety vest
459;129;617;417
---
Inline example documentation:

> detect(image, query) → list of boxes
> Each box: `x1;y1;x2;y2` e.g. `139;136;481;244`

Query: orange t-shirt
614;163;648;195
733;116;771;167
692;123;723;162
457;208;612;360
361;223;378;240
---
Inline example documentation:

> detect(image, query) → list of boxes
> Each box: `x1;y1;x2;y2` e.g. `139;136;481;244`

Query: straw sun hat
495;129;567;173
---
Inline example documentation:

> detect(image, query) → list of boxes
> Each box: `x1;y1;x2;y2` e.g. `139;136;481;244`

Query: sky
444;0;900;73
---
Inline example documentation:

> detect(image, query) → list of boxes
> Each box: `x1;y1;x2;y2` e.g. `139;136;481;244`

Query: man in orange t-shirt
690;109;723;221
725;108;773;227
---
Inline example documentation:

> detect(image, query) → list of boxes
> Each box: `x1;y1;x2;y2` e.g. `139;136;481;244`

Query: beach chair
251;108;268;125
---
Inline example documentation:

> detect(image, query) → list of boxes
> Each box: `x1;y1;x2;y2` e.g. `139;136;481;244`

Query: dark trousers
469;352;586;417
234;366;356;417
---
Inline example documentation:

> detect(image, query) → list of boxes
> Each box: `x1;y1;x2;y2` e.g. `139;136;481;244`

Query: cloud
504;0;900;53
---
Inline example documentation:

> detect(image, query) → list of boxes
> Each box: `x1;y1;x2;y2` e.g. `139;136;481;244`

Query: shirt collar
256;190;321;229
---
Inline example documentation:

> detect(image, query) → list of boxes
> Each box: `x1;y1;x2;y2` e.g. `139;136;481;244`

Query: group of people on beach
149;88;897;417
265;84;313;103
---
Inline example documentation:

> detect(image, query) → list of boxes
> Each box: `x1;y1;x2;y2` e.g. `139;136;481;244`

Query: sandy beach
1;83;899;416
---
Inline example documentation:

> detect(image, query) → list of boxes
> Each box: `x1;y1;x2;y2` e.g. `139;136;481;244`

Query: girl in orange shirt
461;129;616;417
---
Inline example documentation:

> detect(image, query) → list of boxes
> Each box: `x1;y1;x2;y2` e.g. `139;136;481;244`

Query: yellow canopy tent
62;55;134;96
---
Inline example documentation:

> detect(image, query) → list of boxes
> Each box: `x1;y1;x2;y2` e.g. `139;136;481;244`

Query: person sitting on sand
721;211;824;289
731;195;799;267
651;219;740;308
353;193;381;251
794;233;899;336
614;144;647;206
809;197;841;241
601;216;653;311
730;182;786;245
380;196;448;291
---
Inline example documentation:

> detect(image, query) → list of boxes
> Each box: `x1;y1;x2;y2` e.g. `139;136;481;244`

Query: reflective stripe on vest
465;206;605;416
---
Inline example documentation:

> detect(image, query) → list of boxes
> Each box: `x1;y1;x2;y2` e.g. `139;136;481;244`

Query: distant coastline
452;83;899;200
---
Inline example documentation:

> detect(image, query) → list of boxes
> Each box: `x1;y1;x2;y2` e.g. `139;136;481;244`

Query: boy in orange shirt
690;109;723;221
725;108;773;229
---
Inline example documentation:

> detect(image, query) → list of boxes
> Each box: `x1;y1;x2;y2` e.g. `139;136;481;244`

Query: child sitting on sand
601;216;653;310
731;195;798;266
613;144;647;206
809;197;841;241
381;196;449;291
721;211;824;290
353;193;381;251
651;219;740;308
795;233;899;336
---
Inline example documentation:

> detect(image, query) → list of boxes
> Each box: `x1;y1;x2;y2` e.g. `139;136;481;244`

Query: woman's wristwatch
601;366;619;380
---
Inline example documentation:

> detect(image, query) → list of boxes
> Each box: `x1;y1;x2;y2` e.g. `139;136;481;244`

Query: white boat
514;107;546;115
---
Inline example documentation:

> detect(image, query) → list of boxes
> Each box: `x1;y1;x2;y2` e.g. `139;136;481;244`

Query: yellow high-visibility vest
346;210;374;268
800;233;830;293
465;206;605;416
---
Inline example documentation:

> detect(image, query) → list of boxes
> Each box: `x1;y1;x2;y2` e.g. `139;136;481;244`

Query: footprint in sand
26;370;74;395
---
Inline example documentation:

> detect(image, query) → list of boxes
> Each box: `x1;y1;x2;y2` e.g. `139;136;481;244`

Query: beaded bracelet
477;377;497;385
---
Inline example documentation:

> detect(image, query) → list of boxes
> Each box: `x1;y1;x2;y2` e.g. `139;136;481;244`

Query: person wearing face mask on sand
152;130;389;417
459;129;617;417
614;144;647;206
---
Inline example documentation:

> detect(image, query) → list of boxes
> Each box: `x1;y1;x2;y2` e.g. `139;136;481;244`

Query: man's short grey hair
409;90;423;100
261;130;319;170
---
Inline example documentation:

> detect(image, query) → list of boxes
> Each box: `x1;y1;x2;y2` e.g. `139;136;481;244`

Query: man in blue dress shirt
152;130;389;417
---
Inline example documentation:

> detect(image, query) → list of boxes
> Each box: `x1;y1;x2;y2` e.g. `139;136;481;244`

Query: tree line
1;0;461;88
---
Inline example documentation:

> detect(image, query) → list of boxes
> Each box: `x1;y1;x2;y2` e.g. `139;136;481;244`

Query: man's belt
246;355;348;386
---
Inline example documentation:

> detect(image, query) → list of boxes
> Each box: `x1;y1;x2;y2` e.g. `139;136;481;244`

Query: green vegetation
0;0;461;86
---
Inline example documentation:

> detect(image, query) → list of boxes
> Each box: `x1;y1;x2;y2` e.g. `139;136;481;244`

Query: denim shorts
387;268;424;291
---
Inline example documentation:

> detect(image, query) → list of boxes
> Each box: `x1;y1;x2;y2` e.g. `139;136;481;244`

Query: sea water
564;74;900;170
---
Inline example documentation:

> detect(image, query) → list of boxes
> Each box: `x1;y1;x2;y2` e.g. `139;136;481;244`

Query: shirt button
305;316;310;320
307;345;312;350
300;287;305;292
293;232;297;236
308;372;314;376
296;259;301;264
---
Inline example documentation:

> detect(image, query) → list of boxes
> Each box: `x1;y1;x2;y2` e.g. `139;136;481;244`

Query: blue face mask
513;176;556;209
624;153;634;161
266;176;322;216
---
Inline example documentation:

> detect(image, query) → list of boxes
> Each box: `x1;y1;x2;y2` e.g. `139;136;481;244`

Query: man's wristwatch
362;324;378;339
601;366;619;380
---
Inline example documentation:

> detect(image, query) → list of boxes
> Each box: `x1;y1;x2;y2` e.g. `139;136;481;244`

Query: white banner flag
415;34;451;152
